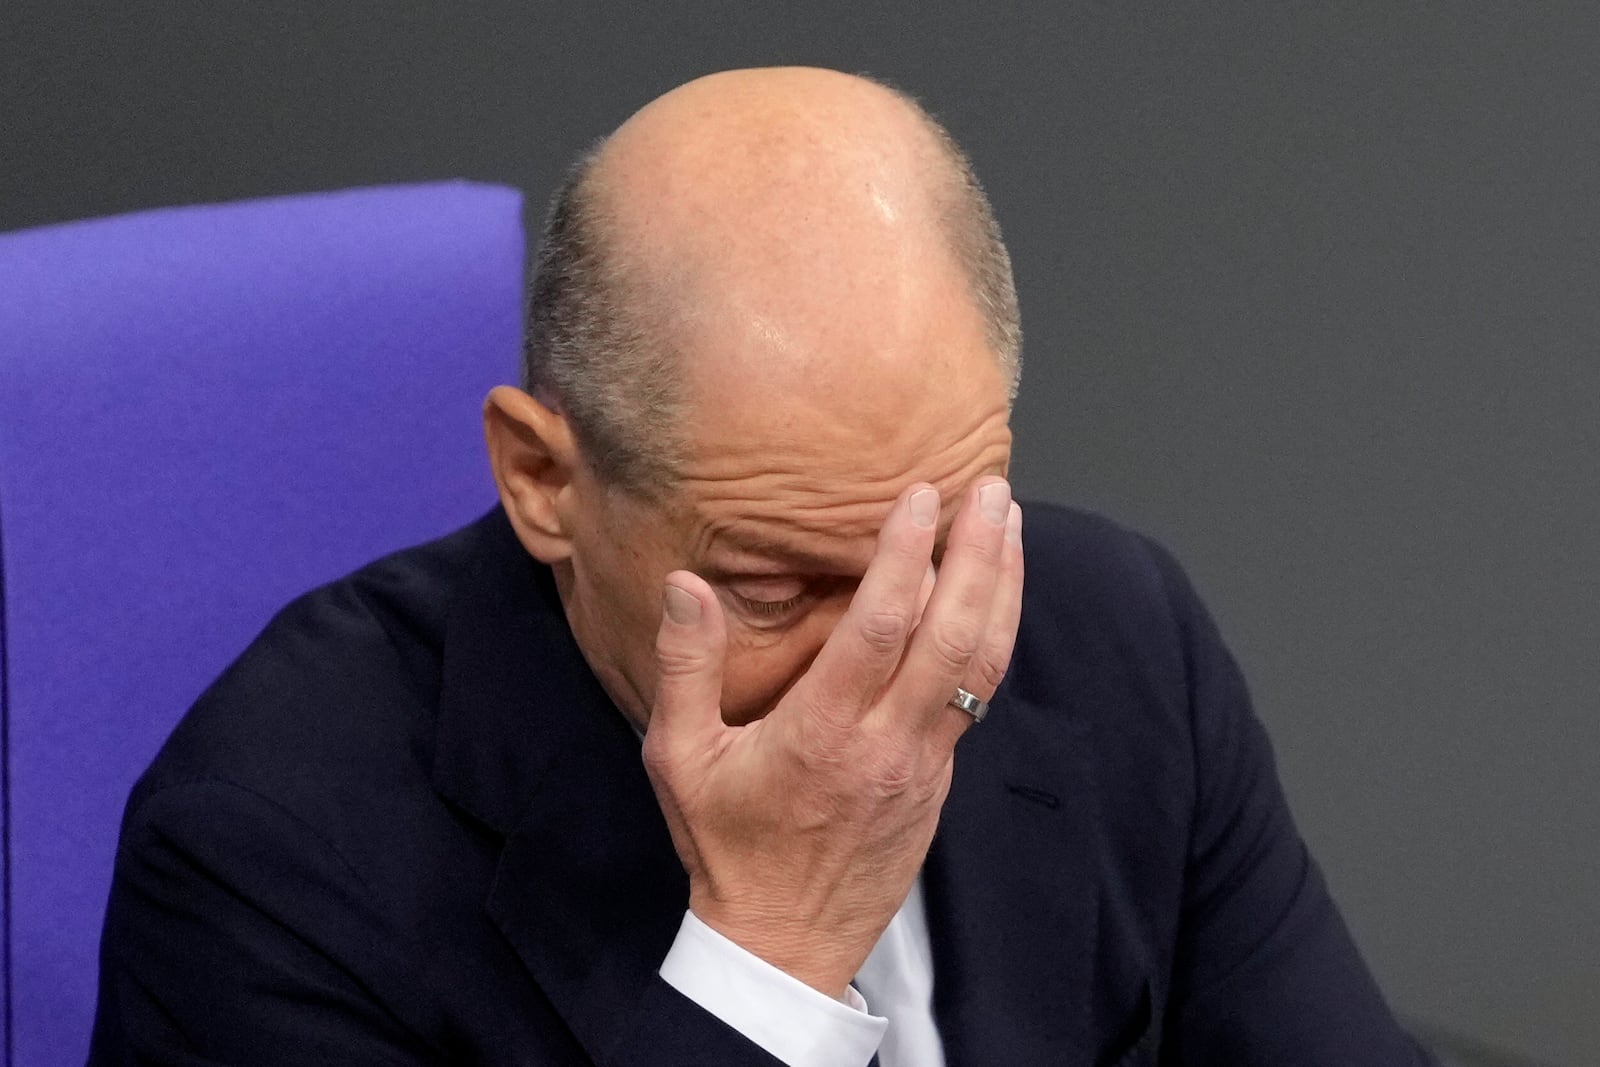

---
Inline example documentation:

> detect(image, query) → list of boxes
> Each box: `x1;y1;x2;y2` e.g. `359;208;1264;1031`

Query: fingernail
1005;501;1023;546
664;585;701;624
910;488;939;527
979;481;1010;524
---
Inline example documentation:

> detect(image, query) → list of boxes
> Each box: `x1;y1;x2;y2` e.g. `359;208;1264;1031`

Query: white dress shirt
660;878;946;1067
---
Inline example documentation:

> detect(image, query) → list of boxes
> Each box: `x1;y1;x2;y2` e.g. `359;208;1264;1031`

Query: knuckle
794;700;860;760
951;526;1004;567
970;650;1010;692
856;607;913;654
927;622;982;675
863;740;919;798
639;734;677;780
791;723;836;761
654;642;706;678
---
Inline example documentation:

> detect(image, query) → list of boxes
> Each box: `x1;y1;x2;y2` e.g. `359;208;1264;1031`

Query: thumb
649;571;727;747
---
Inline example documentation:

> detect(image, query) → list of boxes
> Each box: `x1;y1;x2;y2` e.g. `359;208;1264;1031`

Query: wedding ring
947;686;989;723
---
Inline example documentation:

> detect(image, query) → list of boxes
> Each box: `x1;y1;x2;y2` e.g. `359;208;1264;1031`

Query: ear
483;385;582;564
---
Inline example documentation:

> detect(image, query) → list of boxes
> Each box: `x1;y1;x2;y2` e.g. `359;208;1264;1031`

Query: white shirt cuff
659;910;888;1067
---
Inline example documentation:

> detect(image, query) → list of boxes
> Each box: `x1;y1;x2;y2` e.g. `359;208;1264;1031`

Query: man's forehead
694;480;979;575
668;367;1014;574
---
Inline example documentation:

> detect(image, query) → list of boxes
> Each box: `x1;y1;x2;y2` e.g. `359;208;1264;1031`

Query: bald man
90;69;1435;1066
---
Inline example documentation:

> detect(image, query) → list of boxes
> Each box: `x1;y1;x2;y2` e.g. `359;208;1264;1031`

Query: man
91;68;1435;1065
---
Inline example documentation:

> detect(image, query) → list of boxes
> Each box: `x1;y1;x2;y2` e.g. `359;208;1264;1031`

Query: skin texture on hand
642;479;1024;998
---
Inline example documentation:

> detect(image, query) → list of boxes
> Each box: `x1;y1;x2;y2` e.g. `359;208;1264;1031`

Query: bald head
598;69;953;290
523;67;1020;494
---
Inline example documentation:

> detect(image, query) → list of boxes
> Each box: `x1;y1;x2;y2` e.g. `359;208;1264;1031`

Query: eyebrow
706;534;859;575
706;517;955;575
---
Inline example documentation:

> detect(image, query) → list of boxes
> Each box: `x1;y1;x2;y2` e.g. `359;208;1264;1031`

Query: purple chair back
0;182;524;1065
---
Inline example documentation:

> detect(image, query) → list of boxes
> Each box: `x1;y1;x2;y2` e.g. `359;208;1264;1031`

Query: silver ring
947;687;989;723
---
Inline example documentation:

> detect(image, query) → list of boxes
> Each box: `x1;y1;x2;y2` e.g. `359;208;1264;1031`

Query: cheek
583;549;651;624
718;602;846;725
575;535;672;662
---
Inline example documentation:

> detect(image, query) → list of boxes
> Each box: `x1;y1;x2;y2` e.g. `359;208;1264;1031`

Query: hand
641;478;1025;997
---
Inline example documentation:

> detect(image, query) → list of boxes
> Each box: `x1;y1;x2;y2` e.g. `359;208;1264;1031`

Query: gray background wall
4;3;1595;1064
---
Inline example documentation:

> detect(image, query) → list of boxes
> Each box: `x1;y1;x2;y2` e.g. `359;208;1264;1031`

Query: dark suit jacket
90;504;1433;1066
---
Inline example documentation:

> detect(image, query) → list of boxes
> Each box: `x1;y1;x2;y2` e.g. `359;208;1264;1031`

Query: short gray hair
522;84;1021;496
523;145;683;495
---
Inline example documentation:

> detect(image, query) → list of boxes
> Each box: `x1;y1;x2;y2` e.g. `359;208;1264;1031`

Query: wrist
688;902;860;999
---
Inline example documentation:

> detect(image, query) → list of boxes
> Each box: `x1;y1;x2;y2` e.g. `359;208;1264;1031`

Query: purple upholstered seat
0;182;524;1065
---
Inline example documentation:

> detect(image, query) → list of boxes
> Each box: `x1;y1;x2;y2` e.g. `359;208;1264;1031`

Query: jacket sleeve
89;779;786;1067
1142;539;1438;1066
89;778;446;1065
607;980;792;1066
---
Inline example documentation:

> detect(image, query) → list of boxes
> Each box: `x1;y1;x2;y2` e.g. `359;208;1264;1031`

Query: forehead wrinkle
683;405;1012;489
673;375;1013;575
685;407;1012;500
695;494;887;572
699;492;970;577
686;445;1010;575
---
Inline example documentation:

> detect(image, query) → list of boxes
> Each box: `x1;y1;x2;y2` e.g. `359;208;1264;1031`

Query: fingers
896;478;1013;722
982;502;1026;690
929;500;1023;750
648;571;728;750
803;483;941;711
912;563;937;631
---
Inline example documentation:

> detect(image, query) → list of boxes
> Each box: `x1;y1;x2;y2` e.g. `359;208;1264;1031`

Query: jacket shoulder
1011;501;1198;693
127;514;490;824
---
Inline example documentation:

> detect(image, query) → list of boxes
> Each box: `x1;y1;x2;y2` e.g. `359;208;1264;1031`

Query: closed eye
716;572;862;628
716;572;812;625
731;590;809;618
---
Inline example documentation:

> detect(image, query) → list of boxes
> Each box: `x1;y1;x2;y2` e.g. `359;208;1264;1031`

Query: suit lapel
431;510;687;1064
923;681;1102;1067
485;701;688;1063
